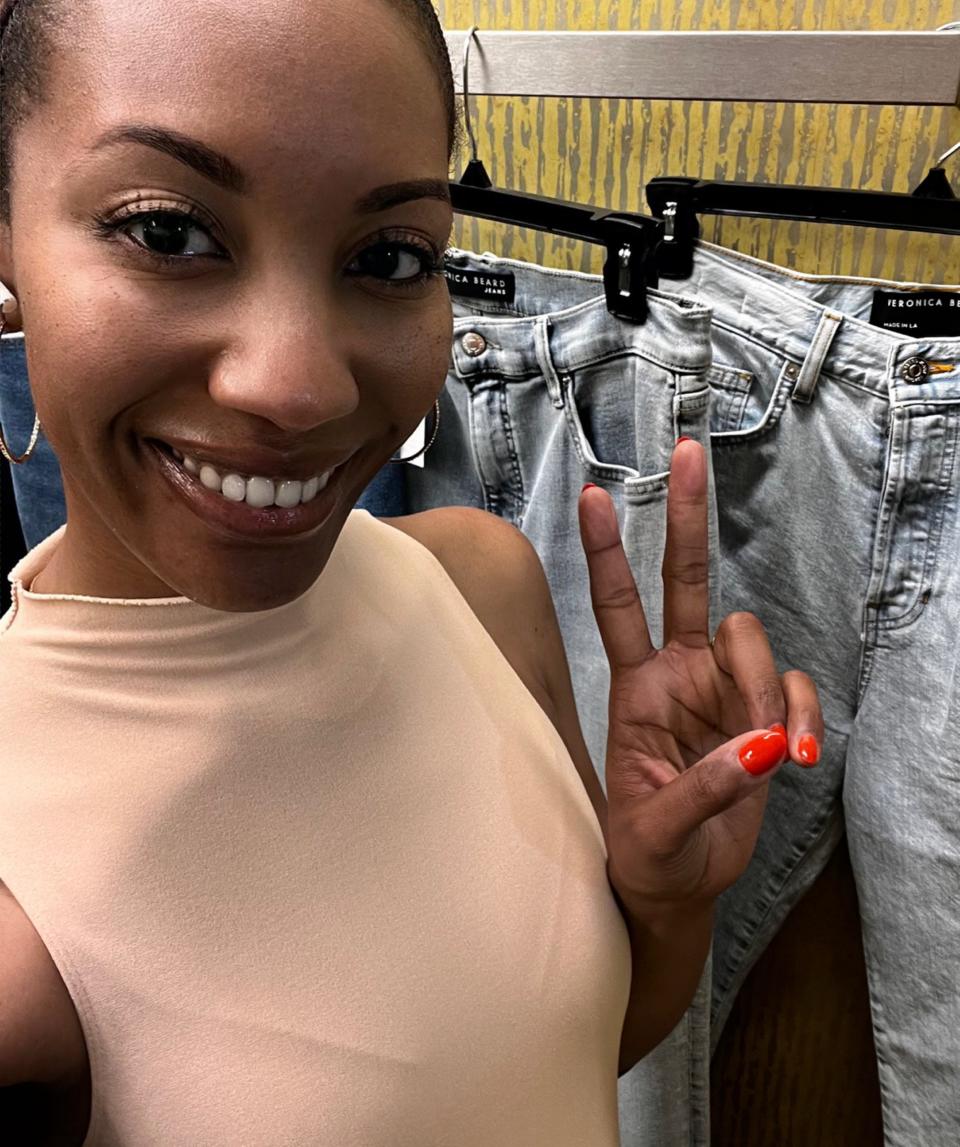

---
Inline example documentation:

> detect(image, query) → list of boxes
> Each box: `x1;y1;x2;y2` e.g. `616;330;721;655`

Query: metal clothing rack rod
443;30;960;107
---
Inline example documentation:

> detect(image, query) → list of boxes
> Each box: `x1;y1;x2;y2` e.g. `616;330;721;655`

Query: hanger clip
646;178;702;278
597;216;660;323
457;158;494;189
911;138;960;199
911;167;957;200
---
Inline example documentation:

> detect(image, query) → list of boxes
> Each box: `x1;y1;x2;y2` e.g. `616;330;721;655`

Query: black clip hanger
449;28;661;322
457;29;493;189
599;214;661;322
644;183;702;279
910;139;959;200
449;182;662;322
646;172;960;279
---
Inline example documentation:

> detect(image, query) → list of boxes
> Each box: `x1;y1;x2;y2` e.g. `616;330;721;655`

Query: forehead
34;0;449;190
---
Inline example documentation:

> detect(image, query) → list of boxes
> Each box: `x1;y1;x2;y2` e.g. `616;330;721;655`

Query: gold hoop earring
389;398;441;464
0;305;41;465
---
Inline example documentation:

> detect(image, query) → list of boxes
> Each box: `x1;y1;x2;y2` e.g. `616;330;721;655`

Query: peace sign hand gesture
578;440;823;924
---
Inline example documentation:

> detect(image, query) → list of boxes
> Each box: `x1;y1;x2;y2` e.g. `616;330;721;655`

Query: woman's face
0;0;454;610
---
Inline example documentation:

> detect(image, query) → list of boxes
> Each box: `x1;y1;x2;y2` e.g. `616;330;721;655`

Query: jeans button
901;356;930;382
784;362;800;380
461;331;487;356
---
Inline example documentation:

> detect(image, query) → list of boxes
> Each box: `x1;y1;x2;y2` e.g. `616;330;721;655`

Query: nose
207;296;359;432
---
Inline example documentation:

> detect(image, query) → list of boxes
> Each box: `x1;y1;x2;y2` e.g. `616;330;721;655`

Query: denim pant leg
666;248;863;1046
669;241;960;1145
843;340;960;1145
399;248;723;1147
0;333;67;549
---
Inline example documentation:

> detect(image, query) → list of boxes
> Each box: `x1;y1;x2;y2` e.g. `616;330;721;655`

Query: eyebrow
89;123;452;212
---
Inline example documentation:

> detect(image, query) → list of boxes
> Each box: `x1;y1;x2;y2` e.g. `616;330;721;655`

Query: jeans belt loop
791;309;844;405
534;316;565;409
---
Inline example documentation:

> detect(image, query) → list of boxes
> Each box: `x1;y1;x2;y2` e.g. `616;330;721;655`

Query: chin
181;569;326;613
147;530;341;612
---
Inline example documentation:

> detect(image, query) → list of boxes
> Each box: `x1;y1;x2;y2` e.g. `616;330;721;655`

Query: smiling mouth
146;439;348;541
149;440;335;508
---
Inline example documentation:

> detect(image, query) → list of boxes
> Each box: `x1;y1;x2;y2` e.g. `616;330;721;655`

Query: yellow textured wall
440;1;960;283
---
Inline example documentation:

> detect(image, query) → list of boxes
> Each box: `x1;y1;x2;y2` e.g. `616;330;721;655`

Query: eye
347;239;444;288
90;207;226;267
119;209;222;259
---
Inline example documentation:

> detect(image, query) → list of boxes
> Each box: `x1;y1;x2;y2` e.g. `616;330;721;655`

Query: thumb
647;728;788;851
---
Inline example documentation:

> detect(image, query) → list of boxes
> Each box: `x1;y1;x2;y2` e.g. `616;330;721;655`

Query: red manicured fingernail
798;734;820;766
739;730;788;776
582;483;598;493
677;436;692;443
769;723;787;738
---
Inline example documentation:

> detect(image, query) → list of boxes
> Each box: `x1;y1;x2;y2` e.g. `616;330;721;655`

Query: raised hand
578;440;823;923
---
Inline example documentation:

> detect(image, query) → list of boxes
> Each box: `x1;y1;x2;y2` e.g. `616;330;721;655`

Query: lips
147;439;346;540
148;438;355;483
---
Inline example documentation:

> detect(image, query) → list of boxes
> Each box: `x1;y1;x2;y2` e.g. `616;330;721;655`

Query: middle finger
662;439;710;648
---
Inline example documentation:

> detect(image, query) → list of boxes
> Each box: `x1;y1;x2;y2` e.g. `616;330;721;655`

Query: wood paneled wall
440;0;960;283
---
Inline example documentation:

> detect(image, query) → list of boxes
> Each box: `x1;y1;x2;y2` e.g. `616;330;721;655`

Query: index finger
663;439;710;647
578;484;654;670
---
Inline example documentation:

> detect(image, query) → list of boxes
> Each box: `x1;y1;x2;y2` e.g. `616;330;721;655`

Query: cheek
25;322;179;468
24;331;126;459
353;291;453;409
22;298;199;481
19;265;175;455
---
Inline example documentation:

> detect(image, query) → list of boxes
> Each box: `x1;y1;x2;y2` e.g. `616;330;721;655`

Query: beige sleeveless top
0;508;631;1146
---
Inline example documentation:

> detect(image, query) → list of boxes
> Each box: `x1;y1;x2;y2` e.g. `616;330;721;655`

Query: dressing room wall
442;0;960;283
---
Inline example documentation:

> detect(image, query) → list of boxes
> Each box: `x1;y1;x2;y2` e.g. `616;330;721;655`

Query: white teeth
302;475;321;501
199;464;224;492
274;479;305;510
180;453;332;507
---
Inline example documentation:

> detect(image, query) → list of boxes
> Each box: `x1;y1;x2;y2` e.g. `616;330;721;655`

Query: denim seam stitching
876;408;956;632
458;346;710;382
855;402;899;705
705;363;796;446
869;414;905;626
710;805;846;1045
496;384;526;527
560;378;635;480
696;237;960;296
565;346;711;377
705;316;895;401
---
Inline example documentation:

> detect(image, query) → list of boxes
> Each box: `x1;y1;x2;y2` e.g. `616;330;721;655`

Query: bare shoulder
379;509;609;840
379;508;551;706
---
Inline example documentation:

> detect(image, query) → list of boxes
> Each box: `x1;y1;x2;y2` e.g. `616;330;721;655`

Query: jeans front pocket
707;326;800;448
561;355;718;647
560;350;695;479
708;364;755;433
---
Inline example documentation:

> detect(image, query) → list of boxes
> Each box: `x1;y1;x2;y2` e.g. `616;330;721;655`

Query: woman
0;0;823;1143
